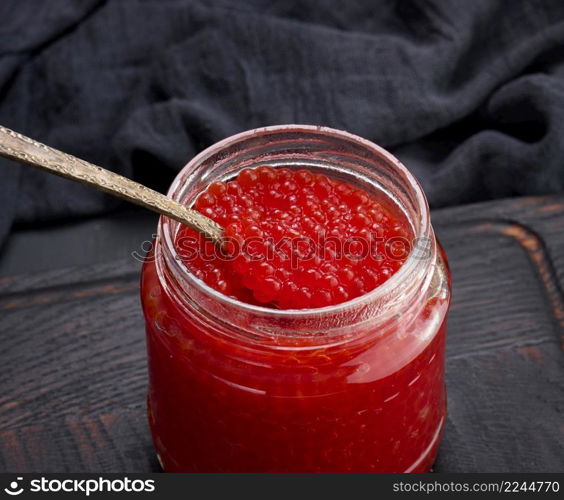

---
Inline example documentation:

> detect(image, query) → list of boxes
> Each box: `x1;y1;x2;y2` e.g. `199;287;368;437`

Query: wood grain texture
0;195;563;472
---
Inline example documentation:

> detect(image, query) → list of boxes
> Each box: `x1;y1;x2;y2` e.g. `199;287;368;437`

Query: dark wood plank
432;195;564;472
0;410;158;472
0;210;157;277
0;195;563;472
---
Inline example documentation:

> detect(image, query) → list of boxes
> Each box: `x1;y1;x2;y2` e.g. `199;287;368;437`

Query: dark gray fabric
2;0;564;243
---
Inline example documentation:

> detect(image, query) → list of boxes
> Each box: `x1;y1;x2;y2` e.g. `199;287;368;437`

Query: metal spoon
0;125;224;246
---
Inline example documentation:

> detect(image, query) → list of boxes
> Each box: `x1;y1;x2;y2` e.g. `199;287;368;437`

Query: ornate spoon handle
0;125;223;245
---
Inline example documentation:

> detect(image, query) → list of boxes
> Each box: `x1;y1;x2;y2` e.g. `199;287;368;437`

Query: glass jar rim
158;124;432;322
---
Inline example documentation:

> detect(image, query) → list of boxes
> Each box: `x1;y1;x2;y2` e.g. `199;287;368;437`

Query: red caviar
141;127;450;473
176;166;411;309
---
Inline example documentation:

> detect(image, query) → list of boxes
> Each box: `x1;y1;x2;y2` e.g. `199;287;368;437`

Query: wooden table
1;195;563;472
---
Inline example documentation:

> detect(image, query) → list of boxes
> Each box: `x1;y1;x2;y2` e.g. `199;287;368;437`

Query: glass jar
140;125;451;472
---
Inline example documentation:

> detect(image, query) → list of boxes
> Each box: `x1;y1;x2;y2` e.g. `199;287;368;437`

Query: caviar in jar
141;125;450;472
